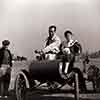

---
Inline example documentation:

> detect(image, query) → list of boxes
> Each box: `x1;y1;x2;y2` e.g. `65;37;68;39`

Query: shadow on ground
2;89;100;100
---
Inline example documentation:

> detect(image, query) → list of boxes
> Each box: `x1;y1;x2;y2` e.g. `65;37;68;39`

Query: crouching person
0;40;12;98
59;30;86;92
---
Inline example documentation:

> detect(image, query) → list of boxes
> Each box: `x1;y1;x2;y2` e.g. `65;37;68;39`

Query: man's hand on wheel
34;49;44;55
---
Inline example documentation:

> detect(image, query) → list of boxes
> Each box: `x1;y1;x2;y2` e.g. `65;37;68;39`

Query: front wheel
15;71;29;100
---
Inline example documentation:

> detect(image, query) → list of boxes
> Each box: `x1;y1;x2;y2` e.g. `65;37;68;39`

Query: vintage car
15;41;84;100
14;50;81;100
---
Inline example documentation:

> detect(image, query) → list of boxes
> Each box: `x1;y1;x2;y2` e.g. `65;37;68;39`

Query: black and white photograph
0;0;100;100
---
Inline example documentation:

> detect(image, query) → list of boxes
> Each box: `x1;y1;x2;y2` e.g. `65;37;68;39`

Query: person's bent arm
43;36;61;53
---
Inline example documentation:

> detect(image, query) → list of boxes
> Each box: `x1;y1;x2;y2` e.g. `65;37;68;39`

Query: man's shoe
4;96;8;98
0;96;2;98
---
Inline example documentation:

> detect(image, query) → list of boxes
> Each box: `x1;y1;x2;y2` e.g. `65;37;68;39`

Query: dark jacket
0;47;12;67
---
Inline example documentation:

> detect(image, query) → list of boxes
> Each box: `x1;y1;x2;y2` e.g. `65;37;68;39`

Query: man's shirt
0;47;12;67
43;34;61;53
2;49;10;65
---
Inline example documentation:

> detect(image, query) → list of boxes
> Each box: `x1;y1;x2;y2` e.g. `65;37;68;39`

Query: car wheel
15;73;28;100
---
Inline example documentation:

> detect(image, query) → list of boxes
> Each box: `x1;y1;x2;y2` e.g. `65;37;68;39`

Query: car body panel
29;60;63;81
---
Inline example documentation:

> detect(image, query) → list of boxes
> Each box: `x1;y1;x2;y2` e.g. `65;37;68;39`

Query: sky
0;0;100;59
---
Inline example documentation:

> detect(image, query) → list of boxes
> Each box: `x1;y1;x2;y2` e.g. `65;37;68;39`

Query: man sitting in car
36;25;61;61
34;25;61;89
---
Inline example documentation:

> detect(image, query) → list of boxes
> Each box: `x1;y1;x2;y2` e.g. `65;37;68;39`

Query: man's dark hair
64;30;73;37
49;25;56;32
2;40;10;46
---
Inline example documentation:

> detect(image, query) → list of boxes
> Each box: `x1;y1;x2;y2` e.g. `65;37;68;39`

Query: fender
15;69;30;89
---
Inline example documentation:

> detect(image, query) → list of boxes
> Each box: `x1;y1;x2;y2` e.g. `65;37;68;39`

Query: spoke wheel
15;74;27;100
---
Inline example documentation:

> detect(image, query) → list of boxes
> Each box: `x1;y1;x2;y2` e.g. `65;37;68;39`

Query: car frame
14;58;80;100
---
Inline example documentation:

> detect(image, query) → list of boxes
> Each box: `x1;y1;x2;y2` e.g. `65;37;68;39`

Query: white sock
59;62;67;79
59;62;63;75
59;62;66;79
64;62;69;74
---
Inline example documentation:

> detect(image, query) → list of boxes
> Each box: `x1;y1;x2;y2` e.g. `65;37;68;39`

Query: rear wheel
15;73;28;100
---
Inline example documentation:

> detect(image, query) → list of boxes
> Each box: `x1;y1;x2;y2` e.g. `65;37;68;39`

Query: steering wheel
34;49;45;61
